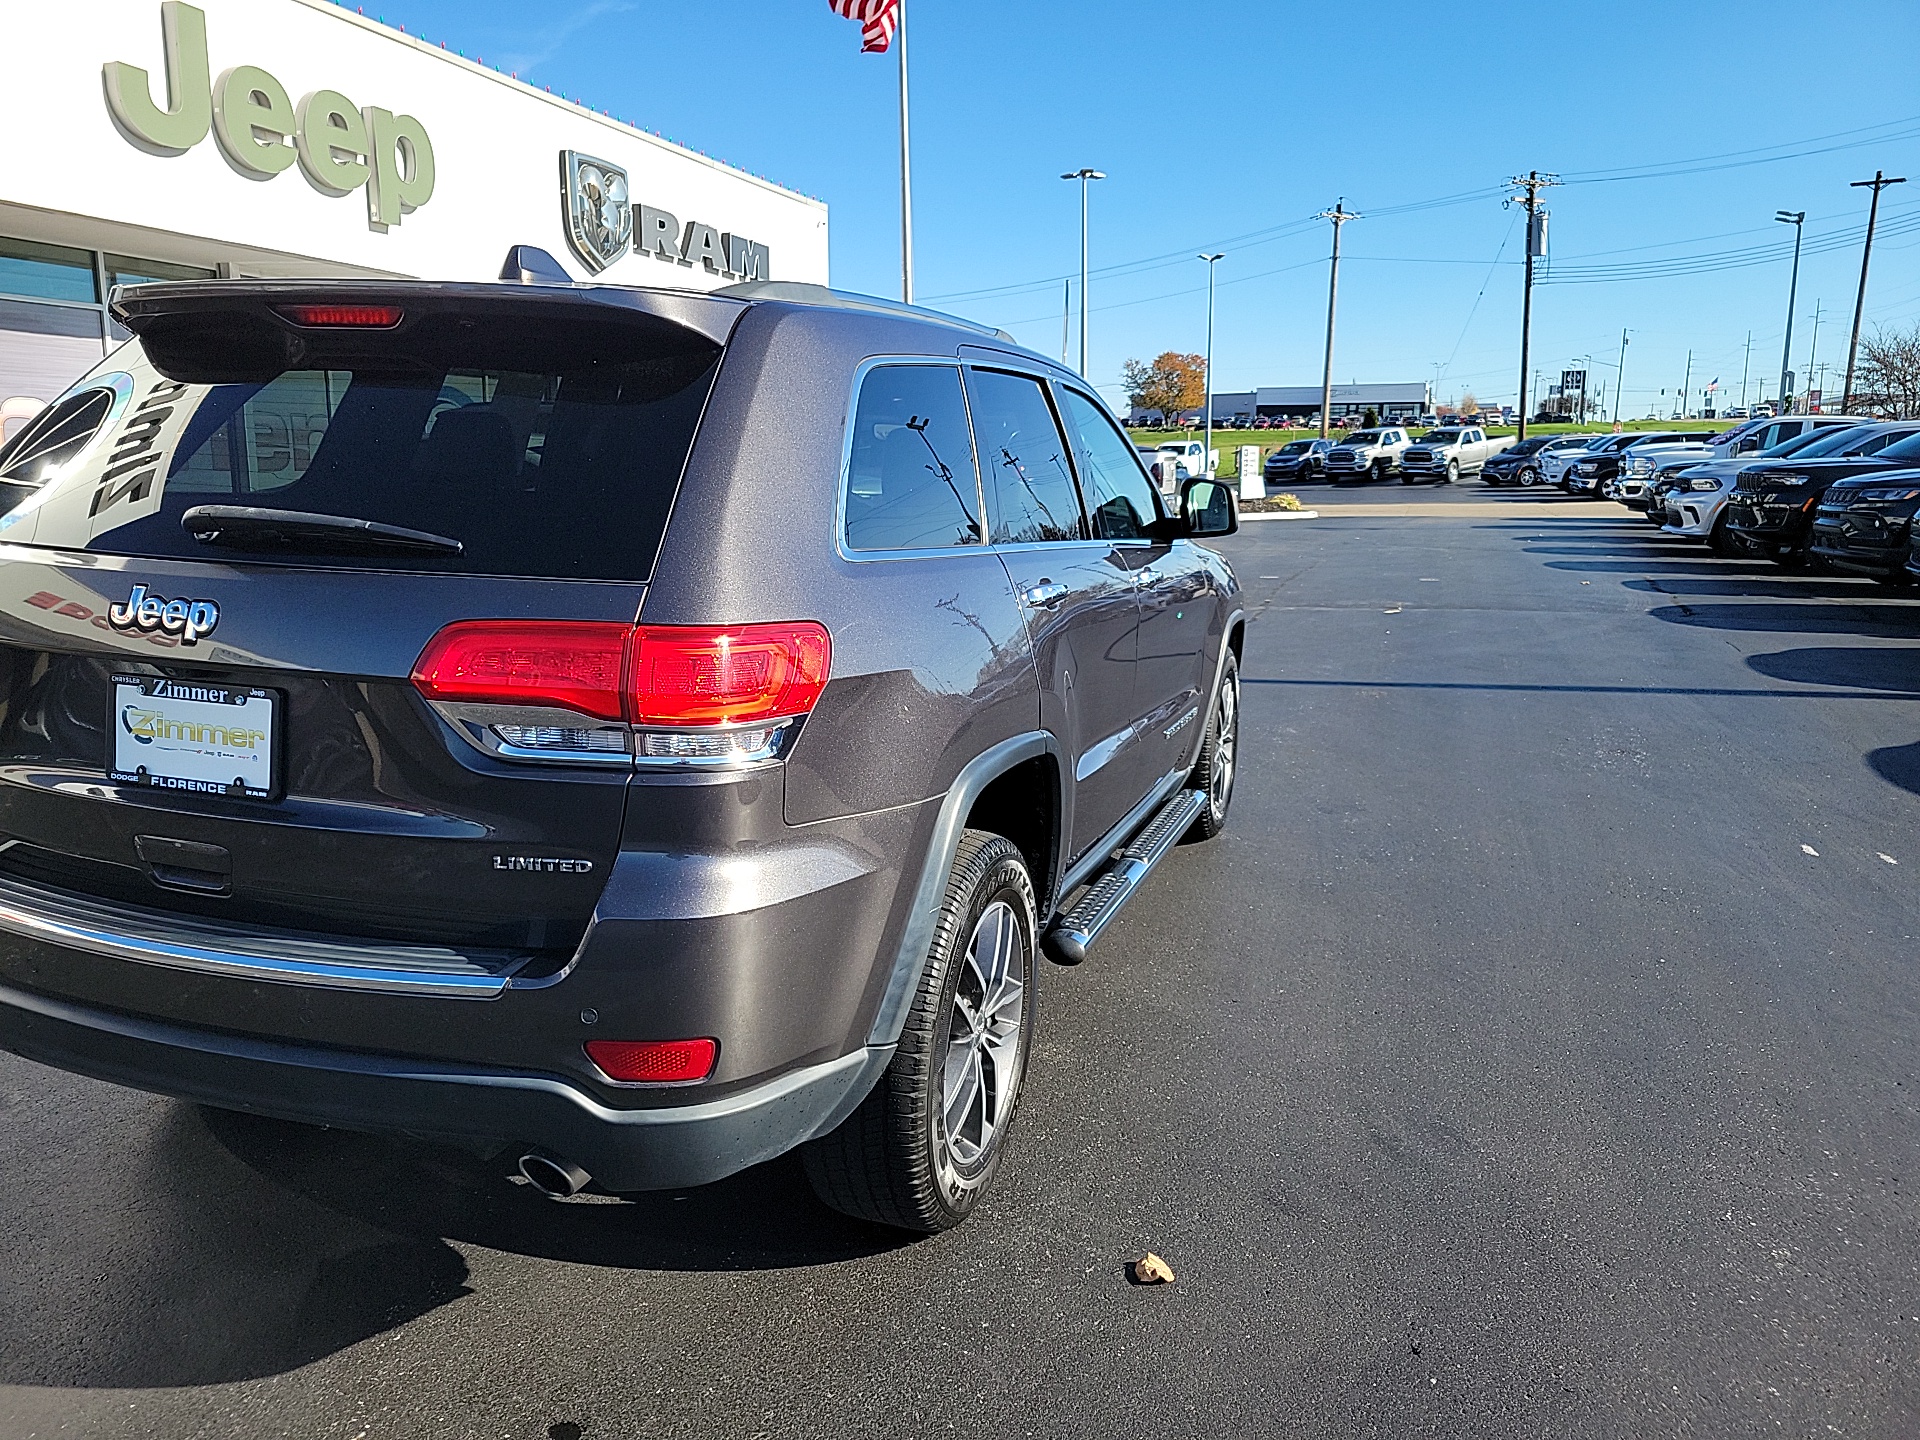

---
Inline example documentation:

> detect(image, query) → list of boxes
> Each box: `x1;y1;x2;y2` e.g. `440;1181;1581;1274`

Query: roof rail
713;280;1014;342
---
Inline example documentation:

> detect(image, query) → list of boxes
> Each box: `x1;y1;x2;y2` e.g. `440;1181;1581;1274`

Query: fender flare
865;731;1064;1047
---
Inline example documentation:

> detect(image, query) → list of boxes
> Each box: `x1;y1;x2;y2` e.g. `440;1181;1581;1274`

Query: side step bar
1043;788;1208;965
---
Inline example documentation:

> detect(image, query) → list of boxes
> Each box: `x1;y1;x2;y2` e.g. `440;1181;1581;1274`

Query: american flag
828;0;899;53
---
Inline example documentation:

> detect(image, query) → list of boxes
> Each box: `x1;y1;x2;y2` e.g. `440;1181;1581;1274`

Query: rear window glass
0;318;721;580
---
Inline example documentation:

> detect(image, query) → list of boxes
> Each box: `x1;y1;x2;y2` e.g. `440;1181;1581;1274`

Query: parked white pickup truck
1156;439;1218;480
1323;427;1412;483
1398;426;1504;484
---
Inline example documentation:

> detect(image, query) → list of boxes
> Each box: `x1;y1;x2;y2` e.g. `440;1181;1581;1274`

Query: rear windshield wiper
182;506;464;557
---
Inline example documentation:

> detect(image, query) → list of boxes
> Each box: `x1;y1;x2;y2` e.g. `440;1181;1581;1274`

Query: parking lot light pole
1316;200;1356;439
1199;253;1223;478
1061;169;1105;376
1842;170;1906;412
1774;210;1805;409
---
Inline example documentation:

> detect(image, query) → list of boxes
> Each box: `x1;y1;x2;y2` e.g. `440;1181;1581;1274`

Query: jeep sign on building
0;0;829;434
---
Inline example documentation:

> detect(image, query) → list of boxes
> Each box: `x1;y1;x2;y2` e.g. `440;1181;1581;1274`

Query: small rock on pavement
1131;1253;1175;1285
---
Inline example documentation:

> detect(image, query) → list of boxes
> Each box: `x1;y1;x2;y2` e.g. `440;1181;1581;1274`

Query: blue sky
373;0;1920;417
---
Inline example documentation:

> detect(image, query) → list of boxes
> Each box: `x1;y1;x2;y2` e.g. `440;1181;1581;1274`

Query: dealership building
1132;382;1435;426
0;0;829;437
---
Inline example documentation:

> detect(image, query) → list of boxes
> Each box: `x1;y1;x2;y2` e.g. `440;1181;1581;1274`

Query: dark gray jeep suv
0;256;1243;1232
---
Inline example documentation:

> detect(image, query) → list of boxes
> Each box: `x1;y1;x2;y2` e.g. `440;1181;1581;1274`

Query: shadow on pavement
1649;603;1920;635
1545;558;1777;576
1623;577;1886;601
1867;739;1920;797
1746;646;1920;693
0;1103;903;1390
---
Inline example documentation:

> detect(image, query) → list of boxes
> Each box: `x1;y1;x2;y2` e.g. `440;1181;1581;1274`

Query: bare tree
1121;352;1206;424
1458;391;1480;417
1853;322;1920;418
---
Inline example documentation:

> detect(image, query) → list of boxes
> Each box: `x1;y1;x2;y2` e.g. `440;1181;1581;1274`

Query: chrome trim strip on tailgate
0;872;520;999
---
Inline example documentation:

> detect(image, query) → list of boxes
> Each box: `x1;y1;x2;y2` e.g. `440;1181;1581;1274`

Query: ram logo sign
559;150;771;282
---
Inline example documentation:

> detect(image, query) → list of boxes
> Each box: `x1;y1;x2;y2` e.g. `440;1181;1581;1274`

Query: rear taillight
274;303;405;328
585;1038;717;1084
411;619;831;766
629;622;831;725
411;620;631;721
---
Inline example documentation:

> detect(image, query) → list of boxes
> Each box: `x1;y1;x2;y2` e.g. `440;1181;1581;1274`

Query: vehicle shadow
1867;739;1920;797
1745;646;1920;694
0;1102;904;1390
197;1105;906;1273
1544;558;1778;576
1623;576;1898;601
1648;603;1920;635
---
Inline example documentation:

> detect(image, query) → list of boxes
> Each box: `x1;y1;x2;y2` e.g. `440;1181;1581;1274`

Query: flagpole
897;0;913;305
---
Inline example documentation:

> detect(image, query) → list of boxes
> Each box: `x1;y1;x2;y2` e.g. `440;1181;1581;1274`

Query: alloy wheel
935;900;1028;1189
1209;669;1238;821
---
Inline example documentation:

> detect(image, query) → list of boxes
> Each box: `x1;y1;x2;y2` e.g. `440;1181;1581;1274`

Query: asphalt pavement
3;483;1917;1438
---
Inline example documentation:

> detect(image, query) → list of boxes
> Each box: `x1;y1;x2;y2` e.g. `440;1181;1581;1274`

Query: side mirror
1737;437;1759;453
1181;477;1238;538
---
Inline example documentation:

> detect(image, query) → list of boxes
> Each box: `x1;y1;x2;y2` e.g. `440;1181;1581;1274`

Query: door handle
1020;580;1070;608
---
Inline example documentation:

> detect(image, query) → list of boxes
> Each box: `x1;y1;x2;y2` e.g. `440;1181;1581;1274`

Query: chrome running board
1043;788;1208;965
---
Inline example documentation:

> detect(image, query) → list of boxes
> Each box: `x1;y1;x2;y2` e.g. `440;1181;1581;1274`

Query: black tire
1517;467;1540;488
1373;460;1390;483
1399;471;1415;485
1183;652;1239;843
1707;512;1739;557
802;830;1037;1233
1444;460;1459;485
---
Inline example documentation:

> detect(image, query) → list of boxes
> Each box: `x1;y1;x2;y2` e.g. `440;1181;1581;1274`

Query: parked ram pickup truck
1323;427;1412;483
1397;426;1504;484
0;254;1246;1234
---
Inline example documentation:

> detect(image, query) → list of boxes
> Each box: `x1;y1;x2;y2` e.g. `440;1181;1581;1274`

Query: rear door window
965;369;1084;544
1057;387;1162;541
3;312;721;581
843;364;982;552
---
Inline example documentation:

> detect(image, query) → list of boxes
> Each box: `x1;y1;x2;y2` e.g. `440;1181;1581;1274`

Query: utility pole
1316;200;1357;439
1507;170;1559;442
1678;351;1692;419
1739;330;1752;410
1613;329;1629;424
1803;300;1823;415
1843;169;1906;412
1199;253;1223;478
1060;168;1106;376
1774;209;1804;410
1060;280;1070;366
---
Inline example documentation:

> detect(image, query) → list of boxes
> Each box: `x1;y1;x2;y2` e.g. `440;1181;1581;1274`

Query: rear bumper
0;975;891;1191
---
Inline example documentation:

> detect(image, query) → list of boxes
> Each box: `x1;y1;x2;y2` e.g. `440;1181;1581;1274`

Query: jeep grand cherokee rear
0;269;1243;1233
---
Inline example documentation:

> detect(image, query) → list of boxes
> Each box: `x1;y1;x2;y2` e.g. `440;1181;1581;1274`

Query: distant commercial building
1131;381;1432;426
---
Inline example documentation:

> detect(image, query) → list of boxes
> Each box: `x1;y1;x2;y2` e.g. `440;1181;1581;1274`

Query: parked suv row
0;254;1245;1233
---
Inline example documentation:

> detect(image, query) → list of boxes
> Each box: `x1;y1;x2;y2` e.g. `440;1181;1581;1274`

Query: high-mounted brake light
410;620;832;729
274;304;405;328
585;1038;717;1084
411;620;631;721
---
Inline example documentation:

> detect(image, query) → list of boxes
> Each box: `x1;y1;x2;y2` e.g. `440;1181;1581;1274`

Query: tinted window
1058;387;1160;541
5;317;721;580
0;386;115;488
967;369;1083;544
844;364;981;552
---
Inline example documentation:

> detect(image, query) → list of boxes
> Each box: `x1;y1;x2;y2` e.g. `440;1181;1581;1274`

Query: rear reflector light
411;620;631;721
274;303;405;328
411;620;831;728
585;1038;717;1084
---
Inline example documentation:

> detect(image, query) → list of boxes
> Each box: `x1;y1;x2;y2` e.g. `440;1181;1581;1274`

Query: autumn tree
1121;352;1206;423
1854;322;1920;418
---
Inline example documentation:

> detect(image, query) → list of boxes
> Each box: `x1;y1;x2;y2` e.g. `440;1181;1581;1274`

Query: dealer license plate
109;675;281;799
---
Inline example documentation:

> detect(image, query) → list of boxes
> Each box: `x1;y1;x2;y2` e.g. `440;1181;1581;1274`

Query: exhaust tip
517;1149;590;1199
